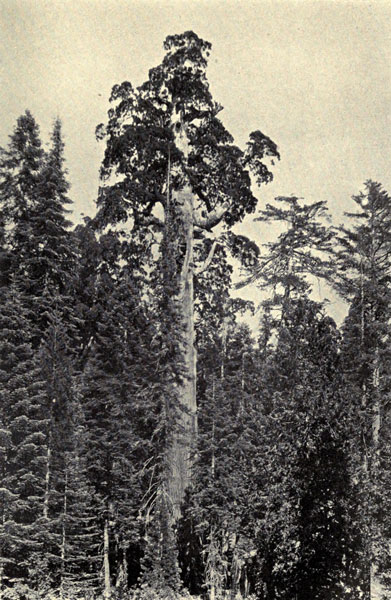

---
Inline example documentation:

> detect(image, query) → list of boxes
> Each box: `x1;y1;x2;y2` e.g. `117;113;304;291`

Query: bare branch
193;202;230;230
195;240;219;275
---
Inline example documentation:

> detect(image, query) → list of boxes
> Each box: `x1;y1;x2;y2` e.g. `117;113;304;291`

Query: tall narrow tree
0;284;47;591
336;181;391;595
0;111;44;286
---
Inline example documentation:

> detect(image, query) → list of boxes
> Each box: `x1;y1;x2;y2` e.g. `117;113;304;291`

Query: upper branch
193;202;230;230
194;240;219;275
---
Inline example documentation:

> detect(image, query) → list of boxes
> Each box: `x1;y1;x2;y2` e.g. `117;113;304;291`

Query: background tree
336;181;391;596
251;298;354;600
237;195;334;322
0;284;47;591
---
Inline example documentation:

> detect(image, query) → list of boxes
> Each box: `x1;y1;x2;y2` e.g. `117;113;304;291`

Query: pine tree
0;284;48;591
28;119;75;296
235;195;354;598
237;195;334;321
336;181;391;596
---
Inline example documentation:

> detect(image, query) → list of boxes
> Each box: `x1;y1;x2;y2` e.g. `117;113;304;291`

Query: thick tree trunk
221;317;228;380
167;184;197;519
211;378;215;480
210;580;216;600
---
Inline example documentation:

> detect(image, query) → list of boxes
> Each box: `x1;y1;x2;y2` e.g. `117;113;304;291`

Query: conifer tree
80;273;163;597
336;181;391;596
0;114;83;597
251;299;353;599
58;428;102;600
180;310;261;599
237;195;334;322
71;222;102;367
236;196;354;597
29;119;75;296
0;284;48;591
25;287;81;593
0;114;75;348
0;111;44;286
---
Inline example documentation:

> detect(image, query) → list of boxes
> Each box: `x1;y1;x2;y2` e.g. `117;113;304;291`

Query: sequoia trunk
167;184;197;519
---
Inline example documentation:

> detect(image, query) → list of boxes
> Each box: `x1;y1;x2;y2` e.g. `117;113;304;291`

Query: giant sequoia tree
95;31;279;517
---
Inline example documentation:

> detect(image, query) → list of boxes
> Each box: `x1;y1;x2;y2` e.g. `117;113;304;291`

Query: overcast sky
1;0;391;321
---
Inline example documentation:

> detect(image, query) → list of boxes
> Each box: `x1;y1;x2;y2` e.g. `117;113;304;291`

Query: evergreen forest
1;31;391;600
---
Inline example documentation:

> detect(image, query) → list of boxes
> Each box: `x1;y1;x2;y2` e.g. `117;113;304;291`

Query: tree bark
167;184;197;519
0;443;6;593
372;347;380;451
221;317;228;381
103;516;111;600
115;544;128;590
0;545;3;594
369;346;381;599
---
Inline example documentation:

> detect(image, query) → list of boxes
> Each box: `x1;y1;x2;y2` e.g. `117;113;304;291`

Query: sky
1;0;391;322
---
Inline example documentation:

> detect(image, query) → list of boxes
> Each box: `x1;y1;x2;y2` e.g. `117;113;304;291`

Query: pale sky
1;0;391;322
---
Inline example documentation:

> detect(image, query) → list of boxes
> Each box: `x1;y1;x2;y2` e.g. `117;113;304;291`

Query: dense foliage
1;32;391;600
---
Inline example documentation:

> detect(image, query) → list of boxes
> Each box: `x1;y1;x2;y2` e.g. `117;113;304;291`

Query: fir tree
336;181;391;596
26;287;81;593
28;119;75;296
237;195;334;324
58;432;102;600
0;284;48;591
0;113;75;348
0;111;45;286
